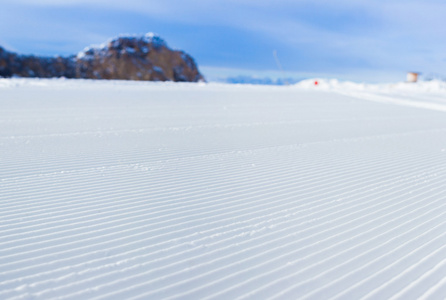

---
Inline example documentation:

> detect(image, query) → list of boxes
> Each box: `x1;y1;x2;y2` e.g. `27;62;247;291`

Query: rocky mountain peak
0;33;204;82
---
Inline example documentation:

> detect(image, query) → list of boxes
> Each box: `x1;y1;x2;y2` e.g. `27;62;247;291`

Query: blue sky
1;0;446;82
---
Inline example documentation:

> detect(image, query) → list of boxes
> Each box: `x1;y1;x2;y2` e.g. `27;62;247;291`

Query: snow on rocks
1;79;446;299
1;33;204;82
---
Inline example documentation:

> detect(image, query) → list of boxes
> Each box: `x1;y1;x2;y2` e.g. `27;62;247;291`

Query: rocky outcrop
0;48;75;78
0;33;204;82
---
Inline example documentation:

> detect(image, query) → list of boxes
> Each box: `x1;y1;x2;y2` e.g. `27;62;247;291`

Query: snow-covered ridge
2;77;446;90
293;79;446;112
294;78;446;93
2;77;446;111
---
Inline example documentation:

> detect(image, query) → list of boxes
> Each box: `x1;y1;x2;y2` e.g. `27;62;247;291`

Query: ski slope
1;78;446;299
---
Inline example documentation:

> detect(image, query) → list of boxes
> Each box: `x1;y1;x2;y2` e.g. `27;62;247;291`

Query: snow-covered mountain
224;75;302;85
0;33;204;82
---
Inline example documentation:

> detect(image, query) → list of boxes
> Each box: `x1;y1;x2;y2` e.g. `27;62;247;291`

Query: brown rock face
0;33;204;82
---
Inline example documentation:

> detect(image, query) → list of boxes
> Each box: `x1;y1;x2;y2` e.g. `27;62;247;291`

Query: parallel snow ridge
1;79;446;299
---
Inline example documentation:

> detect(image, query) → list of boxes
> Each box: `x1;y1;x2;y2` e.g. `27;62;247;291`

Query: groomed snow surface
1;78;446;299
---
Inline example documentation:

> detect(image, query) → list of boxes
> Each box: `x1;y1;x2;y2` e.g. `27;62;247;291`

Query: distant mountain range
0;33;204;82
224;75;302;85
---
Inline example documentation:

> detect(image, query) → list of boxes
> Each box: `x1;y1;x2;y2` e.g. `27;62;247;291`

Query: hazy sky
1;0;445;82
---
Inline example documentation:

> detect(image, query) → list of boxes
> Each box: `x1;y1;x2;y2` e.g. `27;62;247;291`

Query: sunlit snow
1;78;446;299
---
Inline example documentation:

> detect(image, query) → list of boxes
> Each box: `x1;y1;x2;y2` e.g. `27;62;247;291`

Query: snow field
1;79;446;299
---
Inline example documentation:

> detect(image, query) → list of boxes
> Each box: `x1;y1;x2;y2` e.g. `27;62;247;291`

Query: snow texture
1;78;446;299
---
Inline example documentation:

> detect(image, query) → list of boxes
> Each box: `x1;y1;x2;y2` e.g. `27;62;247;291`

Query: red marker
314;80;318;86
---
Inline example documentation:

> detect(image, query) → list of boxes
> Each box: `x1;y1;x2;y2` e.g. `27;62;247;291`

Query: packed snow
1;78;446;299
